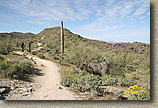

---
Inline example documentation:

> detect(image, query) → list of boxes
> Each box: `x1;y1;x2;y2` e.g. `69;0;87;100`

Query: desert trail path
13;51;80;100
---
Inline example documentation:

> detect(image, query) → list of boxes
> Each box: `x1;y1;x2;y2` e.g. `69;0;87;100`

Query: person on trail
21;42;24;52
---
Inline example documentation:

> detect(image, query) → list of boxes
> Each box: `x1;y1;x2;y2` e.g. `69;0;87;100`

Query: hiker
21;42;24;52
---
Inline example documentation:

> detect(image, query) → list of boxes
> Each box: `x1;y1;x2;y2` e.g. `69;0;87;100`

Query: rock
37;43;42;46
28;88;33;92
37;47;44;51
84;92;89;95
20;91;23;94
23;93;29;96
59;87;62;89
0;88;6;94
40;64;44;67
81;60;108;75
19;88;27;92
10;87;15;90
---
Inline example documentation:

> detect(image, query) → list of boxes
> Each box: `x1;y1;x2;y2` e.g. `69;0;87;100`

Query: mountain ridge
0;32;35;39
0;27;150;45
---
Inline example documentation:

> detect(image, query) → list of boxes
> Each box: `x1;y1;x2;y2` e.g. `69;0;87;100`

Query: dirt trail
12;51;80;100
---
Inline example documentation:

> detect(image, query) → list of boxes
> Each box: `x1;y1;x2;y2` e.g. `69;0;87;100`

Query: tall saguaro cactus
28;41;31;52
61;21;64;56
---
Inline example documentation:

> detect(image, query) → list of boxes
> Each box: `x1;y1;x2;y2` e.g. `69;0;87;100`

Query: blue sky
0;0;150;43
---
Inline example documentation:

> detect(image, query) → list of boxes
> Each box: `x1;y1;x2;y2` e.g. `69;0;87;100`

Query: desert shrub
64;45;102;68
118;77;138;87
60;68;104;96
74;74;103;96
60;68;78;87
0;61;34;80
112;90;124;98
60;75;73;87
0;42;13;54
0;61;10;73
0;56;5;61
124;85;150;100
31;51;37;55
20;62;34;74
102;75;118;86
37;53;45;59
105;52;129;77
52;55;61;60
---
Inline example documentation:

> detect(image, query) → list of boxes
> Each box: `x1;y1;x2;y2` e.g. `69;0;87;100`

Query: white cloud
1;0;149;24
1;0;150;39
73;0;150;35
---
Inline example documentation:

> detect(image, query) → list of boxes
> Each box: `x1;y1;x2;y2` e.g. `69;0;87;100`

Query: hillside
0;27;150;100
36;27;149;54
33;27;150;100
0;27;150;77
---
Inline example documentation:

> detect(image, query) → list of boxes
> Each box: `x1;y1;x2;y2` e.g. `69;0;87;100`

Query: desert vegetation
0;27;150;100
0;54;34;80
33;27;149;100
0;33;36;81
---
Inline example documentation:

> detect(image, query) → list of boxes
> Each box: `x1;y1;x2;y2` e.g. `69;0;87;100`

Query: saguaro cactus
28;41;31;52
61;21;64;56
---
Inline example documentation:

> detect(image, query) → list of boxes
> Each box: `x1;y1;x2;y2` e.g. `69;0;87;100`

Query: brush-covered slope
36;27;149;55
35;27;150;78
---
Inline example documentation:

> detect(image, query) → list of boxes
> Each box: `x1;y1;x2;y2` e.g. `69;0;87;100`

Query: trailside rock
0;88;6;94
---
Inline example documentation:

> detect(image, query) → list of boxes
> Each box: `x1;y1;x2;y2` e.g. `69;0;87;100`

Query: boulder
89;60;108;75
0;88;6;94
80;59;108;75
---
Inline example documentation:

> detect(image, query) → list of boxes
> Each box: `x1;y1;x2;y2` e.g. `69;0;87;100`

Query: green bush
0;42;13;54
60;75;74;87
118;77;138;87
112;90;124;98
31;51;37;55
37;53;45;59
74;74;103;96
0;56;5;61
60;68;104;96
0;61;34;80
102;75;118;86
60;69;77;87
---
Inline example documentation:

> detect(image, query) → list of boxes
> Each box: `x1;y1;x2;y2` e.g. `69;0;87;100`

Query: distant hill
0;32;35;39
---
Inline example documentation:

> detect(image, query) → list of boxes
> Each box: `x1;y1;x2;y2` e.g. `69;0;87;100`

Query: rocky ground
0;79;39;100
